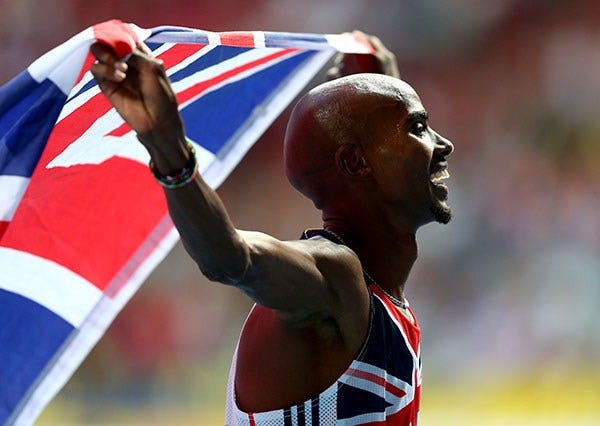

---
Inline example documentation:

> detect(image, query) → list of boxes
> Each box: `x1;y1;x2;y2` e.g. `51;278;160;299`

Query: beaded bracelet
149;140;199;189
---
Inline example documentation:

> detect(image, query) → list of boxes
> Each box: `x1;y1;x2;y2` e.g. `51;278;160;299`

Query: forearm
143;132;251;285
165;177;250;284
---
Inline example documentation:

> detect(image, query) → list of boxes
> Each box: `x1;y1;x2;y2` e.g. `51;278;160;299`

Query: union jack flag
0;20;372;425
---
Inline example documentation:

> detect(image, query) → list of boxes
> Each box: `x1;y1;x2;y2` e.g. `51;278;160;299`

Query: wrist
149;138;199;189
136;114;185;148
137;125;185;150
137;128;190;174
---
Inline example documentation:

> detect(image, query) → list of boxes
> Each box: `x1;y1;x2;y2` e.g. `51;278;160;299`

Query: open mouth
430;168;449;184
429;167;450;199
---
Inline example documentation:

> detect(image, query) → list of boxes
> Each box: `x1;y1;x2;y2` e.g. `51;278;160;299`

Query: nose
433;130;454;157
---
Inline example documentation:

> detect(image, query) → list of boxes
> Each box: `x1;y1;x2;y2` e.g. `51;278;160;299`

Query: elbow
200;265;245;286
197;252;251;286
181;233;251;286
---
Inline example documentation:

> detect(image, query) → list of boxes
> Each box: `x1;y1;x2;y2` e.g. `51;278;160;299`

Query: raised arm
89;42;369;325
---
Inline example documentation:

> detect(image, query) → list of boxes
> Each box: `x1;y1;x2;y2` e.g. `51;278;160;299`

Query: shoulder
301;234;364;282
242;230;362;275
242;230;367;312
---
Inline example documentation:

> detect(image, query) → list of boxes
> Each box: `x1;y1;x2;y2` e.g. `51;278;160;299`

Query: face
361;81;454;230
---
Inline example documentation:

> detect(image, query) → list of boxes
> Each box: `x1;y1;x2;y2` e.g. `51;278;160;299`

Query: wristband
149;140;198;189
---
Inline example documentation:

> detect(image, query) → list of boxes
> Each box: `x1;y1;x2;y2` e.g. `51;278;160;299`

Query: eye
411;120;428;136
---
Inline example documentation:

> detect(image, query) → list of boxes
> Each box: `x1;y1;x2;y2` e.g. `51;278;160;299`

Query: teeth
430;169;449;182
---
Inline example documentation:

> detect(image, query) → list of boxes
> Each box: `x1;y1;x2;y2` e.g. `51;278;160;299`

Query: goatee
431;204;452;224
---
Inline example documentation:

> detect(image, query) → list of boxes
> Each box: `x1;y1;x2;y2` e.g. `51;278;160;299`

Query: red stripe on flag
177;49;295;105
0;221;8;239
155;43;205;64
106;122;131;137
75;52;97;87
346;368;407;399
219;32;256;47
104;214;173;298
37;93;114;166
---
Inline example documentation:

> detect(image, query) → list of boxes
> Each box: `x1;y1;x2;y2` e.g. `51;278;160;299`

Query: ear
335;144;372;178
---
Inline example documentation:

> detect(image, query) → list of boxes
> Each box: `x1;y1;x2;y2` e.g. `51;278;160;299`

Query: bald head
284;73;415;209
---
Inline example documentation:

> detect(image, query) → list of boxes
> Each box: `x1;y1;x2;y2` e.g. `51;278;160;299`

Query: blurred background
2;0;599;424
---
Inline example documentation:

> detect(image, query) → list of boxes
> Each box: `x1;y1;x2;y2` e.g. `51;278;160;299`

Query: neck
322;215;418;302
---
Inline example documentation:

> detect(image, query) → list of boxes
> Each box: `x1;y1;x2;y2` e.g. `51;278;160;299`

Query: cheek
406;141;433;178
397;156;432;200
368;138;431;187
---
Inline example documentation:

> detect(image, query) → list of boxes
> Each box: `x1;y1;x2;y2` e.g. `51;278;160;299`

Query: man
90;34;453;424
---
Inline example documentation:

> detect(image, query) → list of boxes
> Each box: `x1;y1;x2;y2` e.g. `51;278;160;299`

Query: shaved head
284;73;413;209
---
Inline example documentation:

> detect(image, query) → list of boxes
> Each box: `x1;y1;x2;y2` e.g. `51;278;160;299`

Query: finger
351;30;368;40
350;31;386;56
135;42;169;79
90;42;129;73
136;42;167;78
133;42;162;66
90;62;126;83
127;49;168;80
90;42;118;64
356;33;387;58
367;35;385;53
90;70;119;96
326;65;342;81
351;32;400;78
136;42;154;56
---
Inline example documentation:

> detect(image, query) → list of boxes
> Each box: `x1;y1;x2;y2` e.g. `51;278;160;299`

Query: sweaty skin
285;74;416;209
90;43;453;413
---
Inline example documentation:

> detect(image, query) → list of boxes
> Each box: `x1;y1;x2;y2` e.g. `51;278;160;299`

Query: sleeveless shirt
225;230;422;425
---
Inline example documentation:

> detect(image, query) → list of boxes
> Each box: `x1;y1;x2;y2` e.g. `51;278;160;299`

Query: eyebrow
406;110;429;122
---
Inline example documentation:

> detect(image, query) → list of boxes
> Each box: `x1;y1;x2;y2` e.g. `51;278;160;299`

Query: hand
90;42;185;149
327;31;400;80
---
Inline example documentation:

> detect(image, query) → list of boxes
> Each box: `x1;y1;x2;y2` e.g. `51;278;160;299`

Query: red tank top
225;231;422;425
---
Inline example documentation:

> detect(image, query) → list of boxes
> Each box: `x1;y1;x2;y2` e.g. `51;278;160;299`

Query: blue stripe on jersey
311;395;319;424
336;380;392;420
297;403;306;426
0;290;72;424
283;408;292;426
335;295;415;421
181;49;314;154
0;72;66;177
361;296;415;384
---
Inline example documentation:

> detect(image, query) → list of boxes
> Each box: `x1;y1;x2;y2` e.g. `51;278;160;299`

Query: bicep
235;231;368;324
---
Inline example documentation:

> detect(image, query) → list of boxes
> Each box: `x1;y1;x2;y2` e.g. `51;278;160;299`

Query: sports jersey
225;230;422;425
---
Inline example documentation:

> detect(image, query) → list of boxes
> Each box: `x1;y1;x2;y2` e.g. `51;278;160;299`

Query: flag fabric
0;19;372;425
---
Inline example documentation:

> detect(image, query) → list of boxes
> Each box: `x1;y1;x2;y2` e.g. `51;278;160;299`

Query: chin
430;203;452;224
